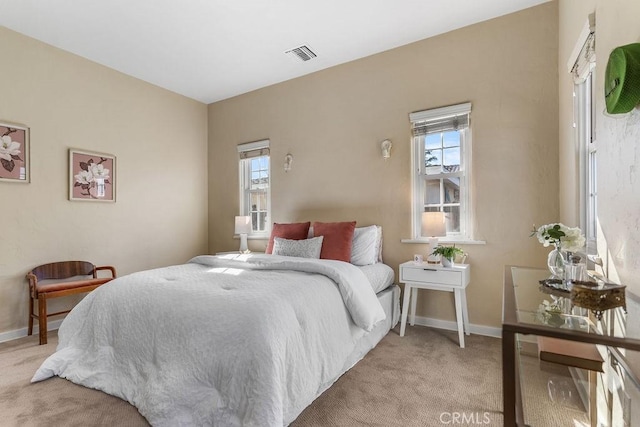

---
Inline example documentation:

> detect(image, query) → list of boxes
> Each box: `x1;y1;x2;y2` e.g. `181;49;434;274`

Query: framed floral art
0;121;30;183
69;149;116;202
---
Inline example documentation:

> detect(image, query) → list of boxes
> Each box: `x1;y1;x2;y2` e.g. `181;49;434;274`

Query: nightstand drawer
401;266;462;286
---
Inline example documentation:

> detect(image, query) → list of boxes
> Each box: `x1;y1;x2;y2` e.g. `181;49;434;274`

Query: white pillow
374;225;383;263
350;225;379;266
272;236;324;259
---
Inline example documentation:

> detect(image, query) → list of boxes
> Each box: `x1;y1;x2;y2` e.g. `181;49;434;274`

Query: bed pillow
375;225;384;263
359;263;395;293
312;221;357;262
272;236;324;259
266;222;311;254
350;225;380;266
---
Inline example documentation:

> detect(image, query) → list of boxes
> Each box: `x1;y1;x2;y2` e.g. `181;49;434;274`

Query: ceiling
0;0;549;104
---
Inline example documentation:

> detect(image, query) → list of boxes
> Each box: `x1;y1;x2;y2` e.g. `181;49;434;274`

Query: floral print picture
0;122;29;182
69;149;116;202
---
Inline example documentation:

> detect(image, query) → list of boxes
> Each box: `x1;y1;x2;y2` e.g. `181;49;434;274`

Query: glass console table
502;265;640;426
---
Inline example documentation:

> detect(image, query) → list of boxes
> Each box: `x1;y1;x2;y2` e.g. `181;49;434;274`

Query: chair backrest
29;261;96;281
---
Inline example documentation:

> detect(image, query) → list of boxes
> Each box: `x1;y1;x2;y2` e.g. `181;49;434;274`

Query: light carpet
0;326;505;426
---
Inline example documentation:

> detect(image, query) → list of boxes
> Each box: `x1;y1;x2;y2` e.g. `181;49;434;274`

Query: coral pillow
265;222;311;254
312;221;357;262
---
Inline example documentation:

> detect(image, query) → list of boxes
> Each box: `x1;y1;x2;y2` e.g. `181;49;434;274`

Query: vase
547;246;565;277
441;257;454;268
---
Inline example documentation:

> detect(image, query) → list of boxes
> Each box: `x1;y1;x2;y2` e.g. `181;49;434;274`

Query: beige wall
208;3;559;329
0;27;208;335
559;0;640;293
9;0;640;338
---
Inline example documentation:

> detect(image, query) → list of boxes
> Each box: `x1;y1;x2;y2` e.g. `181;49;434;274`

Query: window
570;16;596;254
576;72;597;252
410;103;471;240
238;140;270;236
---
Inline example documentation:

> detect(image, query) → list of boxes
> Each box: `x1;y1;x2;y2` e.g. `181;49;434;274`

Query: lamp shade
421;212;446;237
234;216;252;234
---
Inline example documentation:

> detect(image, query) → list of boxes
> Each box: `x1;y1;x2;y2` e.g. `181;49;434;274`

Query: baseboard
2;316;502;343
0;319;63;343
410;315;502;338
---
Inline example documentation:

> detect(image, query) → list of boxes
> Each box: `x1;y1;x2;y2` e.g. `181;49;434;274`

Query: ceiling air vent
285;45;317;62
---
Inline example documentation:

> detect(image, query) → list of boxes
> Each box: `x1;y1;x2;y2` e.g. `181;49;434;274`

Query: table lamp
234;216;252;253
421;212;446;263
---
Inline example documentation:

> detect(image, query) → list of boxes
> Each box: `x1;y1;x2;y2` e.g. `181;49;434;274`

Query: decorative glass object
564;255;585;288
547;245;565;277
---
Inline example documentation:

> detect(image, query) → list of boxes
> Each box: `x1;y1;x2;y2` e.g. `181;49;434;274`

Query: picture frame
0;121;30;183
69;149;116;202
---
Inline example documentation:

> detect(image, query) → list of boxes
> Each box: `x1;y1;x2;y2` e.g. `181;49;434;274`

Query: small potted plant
431;245;463;267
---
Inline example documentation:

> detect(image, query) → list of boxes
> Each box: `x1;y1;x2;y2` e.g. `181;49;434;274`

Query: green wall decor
605;43;640;114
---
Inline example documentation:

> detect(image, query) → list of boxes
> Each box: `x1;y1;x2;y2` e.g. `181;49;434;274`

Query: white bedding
359;263;395;294
32;254;387;426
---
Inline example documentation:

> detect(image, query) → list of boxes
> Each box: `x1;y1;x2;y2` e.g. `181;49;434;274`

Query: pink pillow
266;222;311;254
312;221;357;262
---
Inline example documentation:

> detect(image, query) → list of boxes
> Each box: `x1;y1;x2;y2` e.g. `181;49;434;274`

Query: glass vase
547;245;565;278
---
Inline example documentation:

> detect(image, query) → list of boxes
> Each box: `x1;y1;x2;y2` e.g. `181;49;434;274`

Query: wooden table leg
502;329;516;426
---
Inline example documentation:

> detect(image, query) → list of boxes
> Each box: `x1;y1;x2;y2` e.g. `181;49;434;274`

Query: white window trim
238;139;271;238
566;14;595;76
570;14;597;257
407;103;482;245
409;102;472;123
410;128;470;240
576;73;597;251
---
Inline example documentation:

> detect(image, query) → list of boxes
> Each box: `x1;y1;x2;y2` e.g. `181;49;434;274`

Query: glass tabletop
510;266;639;342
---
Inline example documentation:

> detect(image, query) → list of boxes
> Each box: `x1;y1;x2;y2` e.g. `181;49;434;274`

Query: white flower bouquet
531;223;586;253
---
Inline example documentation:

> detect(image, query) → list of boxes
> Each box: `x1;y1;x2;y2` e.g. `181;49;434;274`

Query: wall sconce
381;139;392;160
284;153;293;172
234;216;252;253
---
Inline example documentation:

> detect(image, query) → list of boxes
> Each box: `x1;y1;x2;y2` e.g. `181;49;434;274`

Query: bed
32;224;399;426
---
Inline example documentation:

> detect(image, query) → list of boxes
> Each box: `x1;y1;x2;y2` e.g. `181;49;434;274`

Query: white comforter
32;254;386;426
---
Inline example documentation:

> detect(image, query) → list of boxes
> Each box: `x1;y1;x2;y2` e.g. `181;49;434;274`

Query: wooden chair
26;261;116;345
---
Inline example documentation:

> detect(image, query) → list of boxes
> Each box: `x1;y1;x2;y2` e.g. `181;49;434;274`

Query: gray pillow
272;236;324;259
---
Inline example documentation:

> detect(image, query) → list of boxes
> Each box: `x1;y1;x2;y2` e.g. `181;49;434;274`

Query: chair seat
36;277;112;294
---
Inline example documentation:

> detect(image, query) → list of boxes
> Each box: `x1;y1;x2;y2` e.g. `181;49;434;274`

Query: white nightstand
399;261;471;348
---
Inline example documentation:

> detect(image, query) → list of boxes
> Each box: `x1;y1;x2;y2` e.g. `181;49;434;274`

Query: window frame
237;139;271;238
410;103;473;242
569;15;596;256
576;66;597;255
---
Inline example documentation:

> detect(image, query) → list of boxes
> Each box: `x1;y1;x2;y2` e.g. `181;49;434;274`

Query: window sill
401;238;486;245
